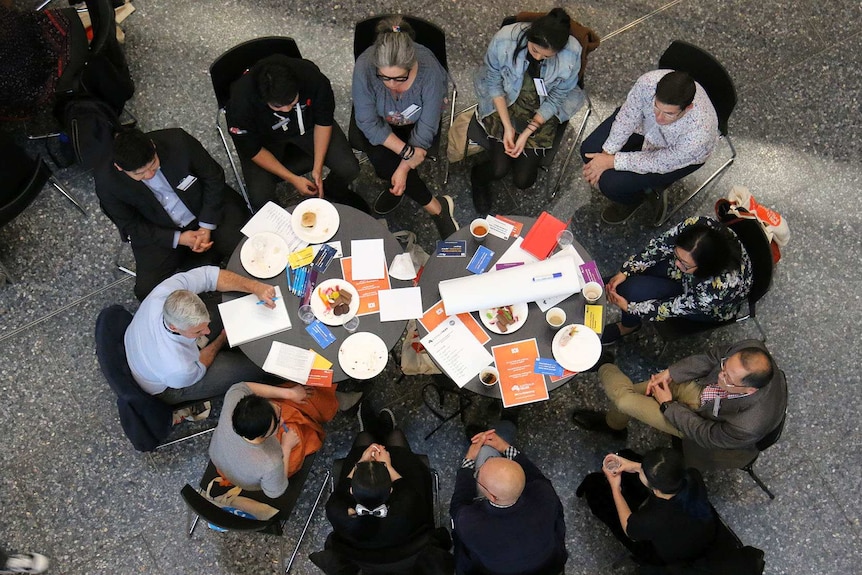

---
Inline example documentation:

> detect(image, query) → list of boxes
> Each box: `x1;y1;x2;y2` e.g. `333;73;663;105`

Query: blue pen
257;297;280;305
532;272;562;282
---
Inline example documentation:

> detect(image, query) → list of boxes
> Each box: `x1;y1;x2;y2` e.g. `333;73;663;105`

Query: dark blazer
95;128;227;249
664;339;788;469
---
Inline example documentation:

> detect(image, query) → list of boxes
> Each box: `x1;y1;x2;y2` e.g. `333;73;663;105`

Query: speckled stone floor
1;1;860;574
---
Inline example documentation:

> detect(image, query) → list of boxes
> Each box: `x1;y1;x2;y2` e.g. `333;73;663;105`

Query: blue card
534;357;564;376
312;244;337;272
305;320;336;349
466;245;495;274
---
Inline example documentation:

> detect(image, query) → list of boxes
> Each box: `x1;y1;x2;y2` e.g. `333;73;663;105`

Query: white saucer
551;323;601;372
239;232;289;279
291;198;340;244
310;279;360;326
478;303;529;335
338;332;388;379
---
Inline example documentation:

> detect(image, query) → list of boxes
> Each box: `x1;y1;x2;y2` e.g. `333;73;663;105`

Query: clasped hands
604;272;629;311
179;228;213;253
501;125;529;158
359;443;393;467
465;429;510;461
646;369;674;404
582;152;615;186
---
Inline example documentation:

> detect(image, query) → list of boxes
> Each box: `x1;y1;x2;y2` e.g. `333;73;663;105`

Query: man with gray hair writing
124;265;276;404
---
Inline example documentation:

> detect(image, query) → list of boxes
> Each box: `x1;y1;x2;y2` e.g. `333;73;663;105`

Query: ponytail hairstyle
373;15;417;71
642;448;712;521
513;7;572;63
675;223;742;279
351;461;392;513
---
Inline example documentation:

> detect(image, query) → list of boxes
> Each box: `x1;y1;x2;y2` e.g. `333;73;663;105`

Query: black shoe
471;165;493;214
601;322;642;346
500;405;521;427
646;187;669;226
584;351;615;373
601;201;642;225
373;189;403;215
432;194;459;239
571;409;628;440
379;408;397;435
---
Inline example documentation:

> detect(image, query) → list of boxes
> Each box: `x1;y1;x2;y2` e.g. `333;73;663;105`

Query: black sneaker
646;187;669;226
379;408;397;435
373;189;403;215
432;194;459;239
571;409;628;440
470;164;493;214
601;201;642;225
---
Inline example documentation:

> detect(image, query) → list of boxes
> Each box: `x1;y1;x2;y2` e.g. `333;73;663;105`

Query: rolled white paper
439;258;579;315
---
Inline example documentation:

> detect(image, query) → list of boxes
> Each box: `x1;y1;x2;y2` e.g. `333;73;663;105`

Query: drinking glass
343;316;360;333
556;229;574;250
298;305;315;324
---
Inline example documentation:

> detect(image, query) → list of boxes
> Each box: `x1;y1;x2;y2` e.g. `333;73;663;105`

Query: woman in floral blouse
602;216;752;344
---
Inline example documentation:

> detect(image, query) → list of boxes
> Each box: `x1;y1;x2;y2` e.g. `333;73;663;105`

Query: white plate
239;232;290;279
310;279;360;326
478;303;529;335
338;332;388;379
551;323;602;372
291;198;340;244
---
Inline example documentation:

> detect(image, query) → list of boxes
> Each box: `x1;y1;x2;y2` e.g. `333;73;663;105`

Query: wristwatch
659;400;675;414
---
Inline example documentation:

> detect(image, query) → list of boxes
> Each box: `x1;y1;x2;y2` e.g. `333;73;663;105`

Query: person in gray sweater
208;382;312;498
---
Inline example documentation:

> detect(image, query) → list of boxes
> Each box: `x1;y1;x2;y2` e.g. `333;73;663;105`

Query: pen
532;273;563;282
257;297;280;305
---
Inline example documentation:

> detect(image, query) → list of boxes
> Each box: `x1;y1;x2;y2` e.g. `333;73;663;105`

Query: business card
435;240;467;257
534;357;564;376
466;246;495;274
305;320;336;349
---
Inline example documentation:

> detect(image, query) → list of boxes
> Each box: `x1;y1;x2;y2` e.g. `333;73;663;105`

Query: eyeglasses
376;71;410;83
673;248;697;272
719;357;741;388
475;477;497;501
653;100;685;120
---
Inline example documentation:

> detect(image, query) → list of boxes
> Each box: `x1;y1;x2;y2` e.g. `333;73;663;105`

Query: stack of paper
262;342;316;384
420;316;493;387
240;201;308;253
218;287;291;347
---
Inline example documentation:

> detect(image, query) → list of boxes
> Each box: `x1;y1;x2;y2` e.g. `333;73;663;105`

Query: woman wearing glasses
471;8;585;213
351;16;458;239
601;216;752;344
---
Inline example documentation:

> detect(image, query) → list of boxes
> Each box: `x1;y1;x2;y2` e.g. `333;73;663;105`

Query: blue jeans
581;109;703;205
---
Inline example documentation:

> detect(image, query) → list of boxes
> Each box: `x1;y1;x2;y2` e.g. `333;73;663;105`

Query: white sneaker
2;553;50;574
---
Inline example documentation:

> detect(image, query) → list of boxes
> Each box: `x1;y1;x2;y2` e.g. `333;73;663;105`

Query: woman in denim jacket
471;8;584;213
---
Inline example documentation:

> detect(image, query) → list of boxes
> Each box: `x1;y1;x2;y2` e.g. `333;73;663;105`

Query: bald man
449;425;568;575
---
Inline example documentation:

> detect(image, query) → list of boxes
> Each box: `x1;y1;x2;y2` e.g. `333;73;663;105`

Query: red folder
520;212;568;259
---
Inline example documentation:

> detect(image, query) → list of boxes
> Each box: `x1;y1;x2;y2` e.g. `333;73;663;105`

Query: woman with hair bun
351;15;458;239
577;447;717;568
471;7;585;212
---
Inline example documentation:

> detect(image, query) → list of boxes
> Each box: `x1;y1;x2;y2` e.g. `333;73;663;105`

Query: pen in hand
257;297;280;305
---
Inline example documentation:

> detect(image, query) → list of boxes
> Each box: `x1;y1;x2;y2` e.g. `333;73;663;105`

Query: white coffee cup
545;307;566;328
583;281;603;304
479;366;499;387
470;218;489;242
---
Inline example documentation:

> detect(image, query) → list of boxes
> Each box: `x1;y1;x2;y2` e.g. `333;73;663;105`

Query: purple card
495;261;524;271
579;260;602;284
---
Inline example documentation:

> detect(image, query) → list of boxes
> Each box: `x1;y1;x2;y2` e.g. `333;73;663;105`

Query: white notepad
262;341;315;384
218;286;291;347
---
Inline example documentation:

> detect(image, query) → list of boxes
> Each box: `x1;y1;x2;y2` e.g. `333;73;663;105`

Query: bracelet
399;144;414;161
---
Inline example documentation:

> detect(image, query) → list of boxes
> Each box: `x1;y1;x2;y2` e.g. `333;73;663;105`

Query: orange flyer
306;369;333;387
494;215;524;238
550;369;576;383
340;257;392;316
419;300;491;345
491;338;549;408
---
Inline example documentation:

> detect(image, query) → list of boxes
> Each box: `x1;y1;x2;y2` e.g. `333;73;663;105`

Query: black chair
94;305;215;451
181;456;329;574
348;15;458;184
210;36;315;213
654;40;738;226
462;13;597;199
738;408;786;500
654;215;773;354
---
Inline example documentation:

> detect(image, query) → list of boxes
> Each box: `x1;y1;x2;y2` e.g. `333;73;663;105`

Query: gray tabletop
417;216;605;398
226;203;410;382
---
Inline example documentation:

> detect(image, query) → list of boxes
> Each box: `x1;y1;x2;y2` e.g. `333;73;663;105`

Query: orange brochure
419;300;491;345
491;338;549;408
340;257;391;316
494;215;524;238
550;369;576;383
306;369;333;387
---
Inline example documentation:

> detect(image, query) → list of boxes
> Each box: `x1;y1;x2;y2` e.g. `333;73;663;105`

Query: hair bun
547;7;572;27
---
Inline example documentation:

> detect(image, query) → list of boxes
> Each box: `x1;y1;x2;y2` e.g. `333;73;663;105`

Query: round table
226;203;410;382
417;216;604;398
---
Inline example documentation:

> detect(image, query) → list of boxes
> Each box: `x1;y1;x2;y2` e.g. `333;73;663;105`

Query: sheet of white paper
350;238;386;280
378;287;423;322
485;215;515;240
420;315;493;387
240;201;308;253
262;341;315;384
494;236;540;268
535;246;586;311
218;286;292;347
389;253;417;280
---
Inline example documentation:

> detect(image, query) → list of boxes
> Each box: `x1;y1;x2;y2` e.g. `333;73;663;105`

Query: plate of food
551;323;601;372
291;198;340;244
478;303;529;334
338;332;388;379
239;232;290;279
310;278;360;325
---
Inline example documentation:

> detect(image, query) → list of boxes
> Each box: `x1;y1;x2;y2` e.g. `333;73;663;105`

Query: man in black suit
96;128;249;300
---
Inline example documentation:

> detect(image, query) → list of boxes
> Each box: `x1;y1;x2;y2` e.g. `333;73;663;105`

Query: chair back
755;406;786;452
94;305;173;451
658;40;736;135
209;37;302;108
0;134;49;228
726;217;774;309
352;15;449;71
180;485;277;533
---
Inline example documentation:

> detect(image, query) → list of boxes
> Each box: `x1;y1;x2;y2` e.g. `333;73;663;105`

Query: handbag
715;186;789;263
446;107;483;163
400;319;441;376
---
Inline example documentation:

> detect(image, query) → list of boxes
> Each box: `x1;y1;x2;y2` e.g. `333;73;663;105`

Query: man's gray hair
373;15;417;71
163;290;209;330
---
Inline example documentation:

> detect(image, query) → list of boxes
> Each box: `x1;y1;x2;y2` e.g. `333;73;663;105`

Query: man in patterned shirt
571;340;787;470
581;70;719;225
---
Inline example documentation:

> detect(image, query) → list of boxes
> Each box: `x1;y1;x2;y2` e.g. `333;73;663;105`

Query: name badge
177;175;197;191
271;113;290;131
402;104;421;119
533;78;548;97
